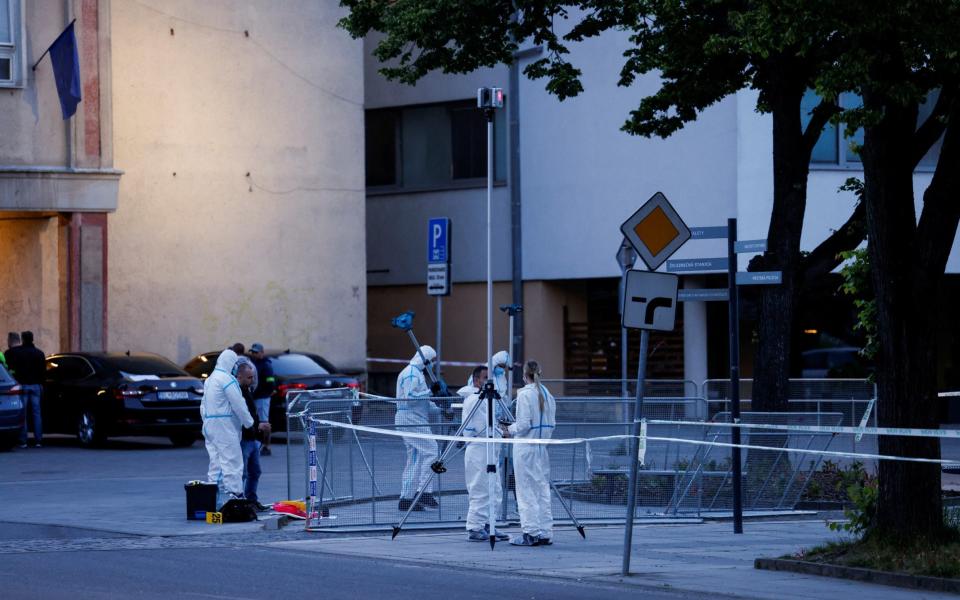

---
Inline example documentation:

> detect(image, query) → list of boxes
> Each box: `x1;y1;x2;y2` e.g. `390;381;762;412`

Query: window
802;89;943;169
365;99;507;191
268;353;330;377
0;0;23;87
46;357;94;382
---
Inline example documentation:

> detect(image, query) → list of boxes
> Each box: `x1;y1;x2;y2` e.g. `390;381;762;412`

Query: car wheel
169;433;197;448
77;409;107;447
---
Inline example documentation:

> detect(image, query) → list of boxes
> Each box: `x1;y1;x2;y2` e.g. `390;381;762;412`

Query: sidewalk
268;521;957;600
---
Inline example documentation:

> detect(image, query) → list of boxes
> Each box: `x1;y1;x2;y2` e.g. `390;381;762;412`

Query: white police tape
646;419;960;439
308;418;960;466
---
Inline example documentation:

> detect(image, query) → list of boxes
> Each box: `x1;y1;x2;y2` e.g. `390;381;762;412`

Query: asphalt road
0;524;692;600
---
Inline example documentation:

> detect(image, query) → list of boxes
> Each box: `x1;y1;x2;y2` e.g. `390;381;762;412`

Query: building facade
2;1;366;372
1;0;117;354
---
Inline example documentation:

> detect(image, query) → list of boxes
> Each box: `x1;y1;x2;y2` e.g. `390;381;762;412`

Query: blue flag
48;22;82;119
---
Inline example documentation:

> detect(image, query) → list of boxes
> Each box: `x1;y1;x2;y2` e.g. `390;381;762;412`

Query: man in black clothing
237;364;269;510
248;343;275;455
5;331;45;448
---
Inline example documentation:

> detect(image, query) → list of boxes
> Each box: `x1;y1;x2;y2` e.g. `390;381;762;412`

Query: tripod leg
550;480;586;539
393;400;483;539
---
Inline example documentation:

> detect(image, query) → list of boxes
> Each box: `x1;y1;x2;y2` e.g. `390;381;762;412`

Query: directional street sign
690;226;728;240
427;217;451;264
427;263;450;296
666;257;728;272
622;270;679;331
620;192;691;271
734;239;767;253
678;288;729;302
736;271;782;285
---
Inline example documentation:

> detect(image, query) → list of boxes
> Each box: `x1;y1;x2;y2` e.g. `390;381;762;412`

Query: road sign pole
727;217;743;534
436;296;443;374
621;328;649;575
620;270;629;401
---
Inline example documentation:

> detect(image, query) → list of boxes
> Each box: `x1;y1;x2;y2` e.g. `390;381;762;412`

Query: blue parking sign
427;218;451;264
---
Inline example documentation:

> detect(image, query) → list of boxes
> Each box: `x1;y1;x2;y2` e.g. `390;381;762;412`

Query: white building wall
109;1;367;369
519;31;738;280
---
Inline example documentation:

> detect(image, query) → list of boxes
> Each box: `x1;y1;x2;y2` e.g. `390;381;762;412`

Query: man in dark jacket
5;331;45;448
249;343;275;455
237;364;269;510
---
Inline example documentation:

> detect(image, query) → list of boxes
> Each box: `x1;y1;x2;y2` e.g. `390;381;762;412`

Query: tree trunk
752;91;810;412
860;96;944;541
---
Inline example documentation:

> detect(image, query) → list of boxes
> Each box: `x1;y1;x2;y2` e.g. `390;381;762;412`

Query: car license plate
158;391;189;400
0;396;21;410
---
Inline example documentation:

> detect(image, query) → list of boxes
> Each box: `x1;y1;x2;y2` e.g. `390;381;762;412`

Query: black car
183;349;361;431
42;352;204;447
0;362;21;450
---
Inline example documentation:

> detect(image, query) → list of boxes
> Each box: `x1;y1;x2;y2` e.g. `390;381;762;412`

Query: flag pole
32;19;77;71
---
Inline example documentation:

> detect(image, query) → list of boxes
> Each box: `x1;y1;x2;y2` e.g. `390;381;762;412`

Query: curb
755;558;960;594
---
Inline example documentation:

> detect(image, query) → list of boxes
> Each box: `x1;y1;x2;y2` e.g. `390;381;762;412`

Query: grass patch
793;536;960;579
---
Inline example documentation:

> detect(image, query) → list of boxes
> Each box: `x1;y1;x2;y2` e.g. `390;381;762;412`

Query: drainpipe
509;45;541;376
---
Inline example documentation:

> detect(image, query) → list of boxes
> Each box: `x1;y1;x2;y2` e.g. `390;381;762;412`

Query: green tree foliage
341;0;960;539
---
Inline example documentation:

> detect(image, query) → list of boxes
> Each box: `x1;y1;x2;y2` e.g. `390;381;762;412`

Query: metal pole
507;314;515;395
727;217;743;534
620;269;629;427
485;108;497;548
621;329;649;575
436;296;443;374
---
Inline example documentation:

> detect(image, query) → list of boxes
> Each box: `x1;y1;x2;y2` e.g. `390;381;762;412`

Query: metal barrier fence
277;379;960;531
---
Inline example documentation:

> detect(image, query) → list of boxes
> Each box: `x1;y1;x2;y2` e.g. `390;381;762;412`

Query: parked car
42;352;204;447
0;362;21;450
183;349;361;432
801;347;870;378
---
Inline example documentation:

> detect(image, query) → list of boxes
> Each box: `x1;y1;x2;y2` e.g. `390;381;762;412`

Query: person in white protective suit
503;360;557;546
457;364;487;398
470;350;510;404
460;366;510;541
395;345;441;511
201;349;254;503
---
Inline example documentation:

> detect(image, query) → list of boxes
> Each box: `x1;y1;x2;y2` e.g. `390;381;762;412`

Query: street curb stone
755;558;960;594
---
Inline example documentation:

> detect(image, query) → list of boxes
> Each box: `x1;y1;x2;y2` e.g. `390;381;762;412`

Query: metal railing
280;378;911;530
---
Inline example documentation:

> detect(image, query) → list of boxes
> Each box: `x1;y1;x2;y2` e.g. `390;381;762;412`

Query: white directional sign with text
427;263;450;296
622;270;679;331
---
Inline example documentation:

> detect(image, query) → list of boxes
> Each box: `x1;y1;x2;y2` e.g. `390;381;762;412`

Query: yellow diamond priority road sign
620;192;691;270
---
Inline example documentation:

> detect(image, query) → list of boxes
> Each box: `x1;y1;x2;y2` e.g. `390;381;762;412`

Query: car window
46;357;95;381
0;362;13;385
184;354;217;379
268;353;330;377
104;355;187;378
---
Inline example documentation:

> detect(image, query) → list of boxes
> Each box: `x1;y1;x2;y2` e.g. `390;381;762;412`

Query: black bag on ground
220;498;258;523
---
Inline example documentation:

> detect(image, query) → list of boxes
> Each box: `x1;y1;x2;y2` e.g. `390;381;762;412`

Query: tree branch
912;88;953;169
799;198;867;287
917;97;960;273
802;98;840;157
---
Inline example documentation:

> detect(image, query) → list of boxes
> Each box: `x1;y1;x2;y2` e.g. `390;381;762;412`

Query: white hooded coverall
461;389;503;531
508;382;557;538
463;351;509;398
395;346;439;500
201;349;254;499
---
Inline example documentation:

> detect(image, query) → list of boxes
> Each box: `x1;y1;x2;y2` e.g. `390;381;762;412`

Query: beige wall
109;1;366;369
0;215;61;353
368;280;587;386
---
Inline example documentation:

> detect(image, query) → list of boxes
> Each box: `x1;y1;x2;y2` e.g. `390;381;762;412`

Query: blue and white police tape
645;419;960;440
308;417;960;467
